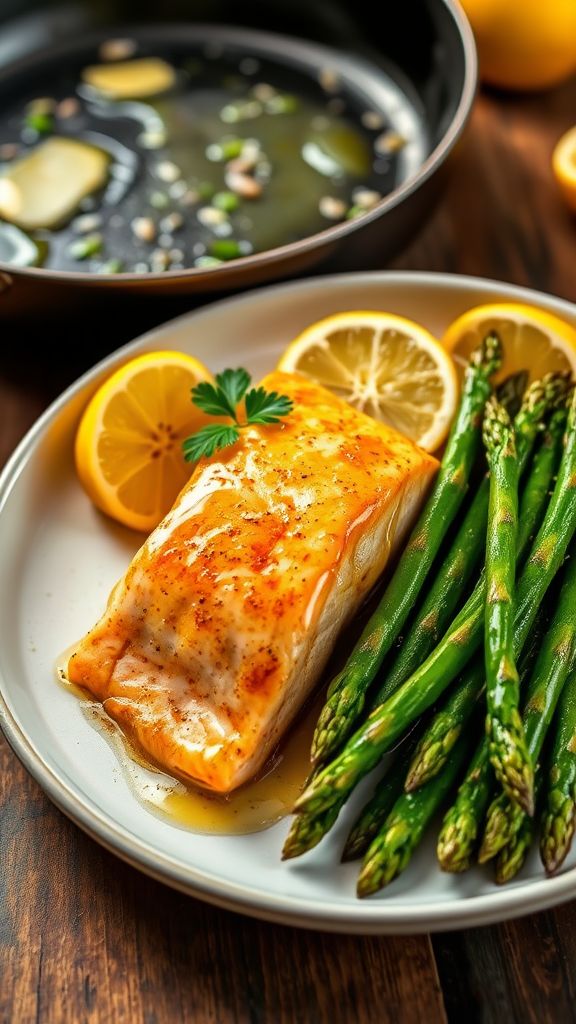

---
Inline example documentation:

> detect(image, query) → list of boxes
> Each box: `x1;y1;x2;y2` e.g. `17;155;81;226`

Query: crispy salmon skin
67;371;438;792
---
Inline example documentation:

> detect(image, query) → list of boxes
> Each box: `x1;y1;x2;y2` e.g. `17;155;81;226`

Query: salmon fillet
67;371;438;793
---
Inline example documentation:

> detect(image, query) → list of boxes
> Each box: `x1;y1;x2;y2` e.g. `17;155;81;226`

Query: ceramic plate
2;271;576;934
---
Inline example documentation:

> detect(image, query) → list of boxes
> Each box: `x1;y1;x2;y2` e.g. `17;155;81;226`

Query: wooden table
3;78;576;1024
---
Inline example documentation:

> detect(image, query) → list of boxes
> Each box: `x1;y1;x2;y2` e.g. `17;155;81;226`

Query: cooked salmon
67;371;438;793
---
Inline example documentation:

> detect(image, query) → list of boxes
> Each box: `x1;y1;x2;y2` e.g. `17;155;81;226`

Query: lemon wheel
277;311;459;451
442;303;576;386
75;350;213;532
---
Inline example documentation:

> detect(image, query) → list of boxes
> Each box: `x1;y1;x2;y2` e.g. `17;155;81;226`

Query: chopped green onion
24;112;54;135
195;254;224;268
265;94;298;115
149;190;170;210
67;233;103;260
208;239;242;261
207;138;246;162
97;258;124;273
197;181;216;200
212;191;240;213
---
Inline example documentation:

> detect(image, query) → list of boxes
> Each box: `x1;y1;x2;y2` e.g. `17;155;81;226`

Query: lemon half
277;311;459;452
442;303;576;386
75;350;213;532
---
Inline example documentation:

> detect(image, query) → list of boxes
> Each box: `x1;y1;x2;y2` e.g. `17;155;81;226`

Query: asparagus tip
540;823;576;876
281;822;305;860
341;831;366;862
472;330;502;375
478;838;501;865
482;395;512;453
437;813;479;873
356;864;390;898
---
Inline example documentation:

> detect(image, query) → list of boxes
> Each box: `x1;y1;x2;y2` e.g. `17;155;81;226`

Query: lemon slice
442;303;576;386
553;125;576;213
277;311;458;451
75;350;213;532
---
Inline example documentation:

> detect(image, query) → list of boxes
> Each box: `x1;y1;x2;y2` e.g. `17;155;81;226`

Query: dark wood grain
433;907;576;1024
0;743;446;1024
3;72;576;1024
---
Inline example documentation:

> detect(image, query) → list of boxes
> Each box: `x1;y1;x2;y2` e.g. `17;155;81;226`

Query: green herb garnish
25;111;54;135
182;368;293;462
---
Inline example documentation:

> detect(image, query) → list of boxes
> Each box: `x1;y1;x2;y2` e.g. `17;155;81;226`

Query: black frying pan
0;0;476;327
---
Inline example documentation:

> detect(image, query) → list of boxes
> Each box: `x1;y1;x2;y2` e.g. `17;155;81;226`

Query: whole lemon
461;0;576;91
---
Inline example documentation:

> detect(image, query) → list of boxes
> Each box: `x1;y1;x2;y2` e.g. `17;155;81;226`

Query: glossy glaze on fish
67;371;438;792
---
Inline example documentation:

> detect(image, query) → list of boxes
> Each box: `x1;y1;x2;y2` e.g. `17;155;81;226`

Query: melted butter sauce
57;659;317;835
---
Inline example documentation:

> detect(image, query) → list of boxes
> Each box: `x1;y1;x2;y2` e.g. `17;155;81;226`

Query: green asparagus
373;373;567;709
405;663;484;791
437;407;570;871
341;727;424;861
281;790;341;860
437;735;494;872
483;397;532;813
396;382;569;794
411;406;568;797
479;550;576;861
495;784;541;884
540;666;576;874
295;390;576;821
310;334;502;765
356;733;471;896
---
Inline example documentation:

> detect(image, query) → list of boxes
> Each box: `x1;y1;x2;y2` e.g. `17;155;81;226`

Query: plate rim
3;269;576;934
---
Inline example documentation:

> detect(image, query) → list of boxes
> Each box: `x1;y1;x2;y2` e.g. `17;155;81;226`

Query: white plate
2;271;576;935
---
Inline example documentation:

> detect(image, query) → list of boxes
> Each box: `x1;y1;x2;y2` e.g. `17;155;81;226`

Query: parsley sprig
182;368;293;462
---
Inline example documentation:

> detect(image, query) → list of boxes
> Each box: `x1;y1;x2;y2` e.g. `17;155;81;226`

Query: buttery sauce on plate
57;662;317;834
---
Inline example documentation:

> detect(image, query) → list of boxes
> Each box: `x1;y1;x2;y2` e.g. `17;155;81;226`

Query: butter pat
82;58;176;99
0;137;109;230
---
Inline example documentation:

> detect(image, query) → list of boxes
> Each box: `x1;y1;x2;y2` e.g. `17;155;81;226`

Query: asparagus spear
341;727;423;861
395;381;569;793
373;373;565;709
540;666;576;874
309;334;501;765
283;726;423;861
437;407;570;871
281;788;341;860
411;407;567;797
436;735;493;872
356;733;471;896
479;551;576;861
435;622;548;873
405;663;484;791
483;397;532;813
495;779;542;884
295;390;576;820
